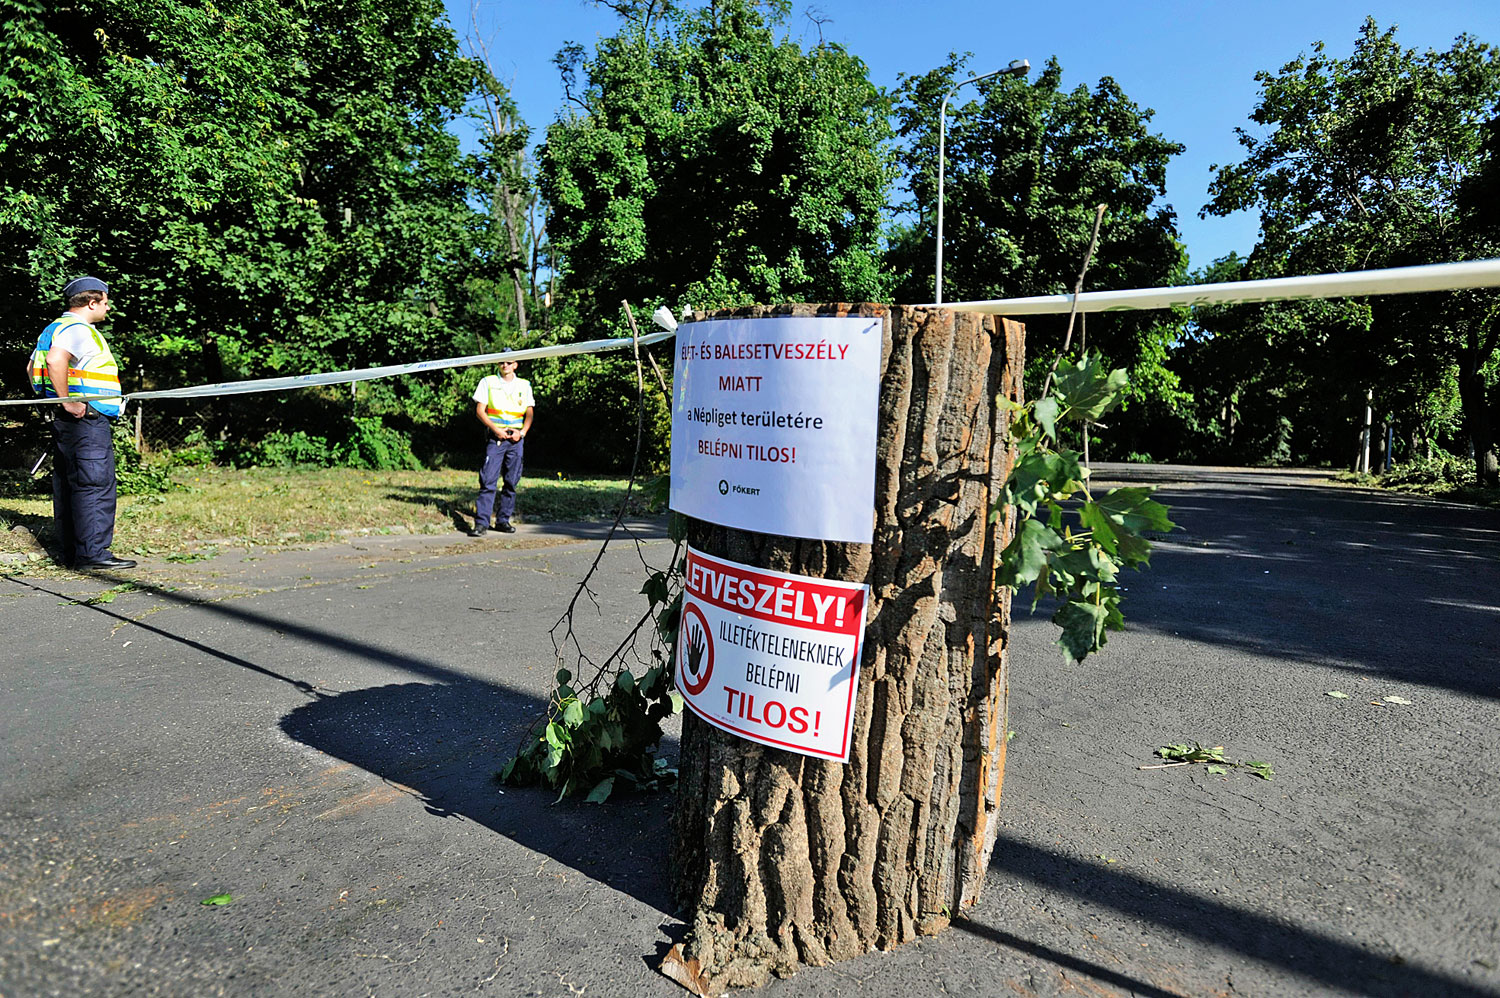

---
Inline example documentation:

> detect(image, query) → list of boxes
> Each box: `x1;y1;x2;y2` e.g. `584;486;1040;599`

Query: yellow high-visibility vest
31;316;122;418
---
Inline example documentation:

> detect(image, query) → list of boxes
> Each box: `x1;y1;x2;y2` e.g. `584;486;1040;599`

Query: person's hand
62;399;87;418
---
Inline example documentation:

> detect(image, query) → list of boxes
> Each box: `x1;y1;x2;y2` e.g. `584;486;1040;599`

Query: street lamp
935;58;1030;305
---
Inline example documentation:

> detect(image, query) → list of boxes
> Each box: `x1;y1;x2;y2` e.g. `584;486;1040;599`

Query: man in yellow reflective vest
468;352;534;536
29;277;136;570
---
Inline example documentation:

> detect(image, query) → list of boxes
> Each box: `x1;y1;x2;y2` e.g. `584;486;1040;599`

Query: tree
664;303;1025;995
536;0;894;330
1204;19;1500;480
887;55;1186;418
0;0;496;433
469;20;539;336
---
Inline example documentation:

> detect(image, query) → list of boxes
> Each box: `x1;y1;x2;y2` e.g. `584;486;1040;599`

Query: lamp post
935;58;1029;305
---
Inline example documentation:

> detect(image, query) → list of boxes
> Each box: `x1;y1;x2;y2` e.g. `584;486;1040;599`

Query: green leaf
555;668;572;686
668;691;684;713
1078;501;1121;557
1383;696;1413;705
1095;487;1175;534
1054;598;1110;662
1325;690;1350;699
200;894;232;906
614;670;636;693
584;776;615;803
561;699;585;727
998;518;1065;589
1054;355;1129;422
1155;742;1228;764
1205;764;1228;775
1244;761;1274;781
1032;397;1060;442
639;571;670;607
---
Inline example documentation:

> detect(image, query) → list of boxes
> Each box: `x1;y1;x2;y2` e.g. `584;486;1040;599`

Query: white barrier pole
935;259;1500;315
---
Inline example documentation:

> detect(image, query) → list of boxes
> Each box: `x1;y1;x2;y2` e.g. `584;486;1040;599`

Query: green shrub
112;421;174;495
248;430;338;468
524;353;670;474
1381;456;1474;490
187;415;421;472
0;468;49;498
168;427;218;467
343;416;422;471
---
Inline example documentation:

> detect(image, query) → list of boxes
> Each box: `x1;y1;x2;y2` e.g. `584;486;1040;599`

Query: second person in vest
469;354;534;536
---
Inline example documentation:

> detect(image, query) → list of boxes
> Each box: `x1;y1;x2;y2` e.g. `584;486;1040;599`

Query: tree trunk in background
662;303;1025;995
1460;323;1500;487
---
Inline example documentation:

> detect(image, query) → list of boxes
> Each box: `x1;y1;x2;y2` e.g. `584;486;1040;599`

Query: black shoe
495;521;516;533
466;525;488;537
75;557;137;571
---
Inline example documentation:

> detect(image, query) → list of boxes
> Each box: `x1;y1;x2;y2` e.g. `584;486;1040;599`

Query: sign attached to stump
669;315;882;544
677;545;868;762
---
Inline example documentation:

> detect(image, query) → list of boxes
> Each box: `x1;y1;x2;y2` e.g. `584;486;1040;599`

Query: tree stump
662;302;1025;994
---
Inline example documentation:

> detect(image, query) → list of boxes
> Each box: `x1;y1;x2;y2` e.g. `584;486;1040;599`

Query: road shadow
279;678;678;914
1104;478;1500;698
987;835;1500;998
0;571;679;915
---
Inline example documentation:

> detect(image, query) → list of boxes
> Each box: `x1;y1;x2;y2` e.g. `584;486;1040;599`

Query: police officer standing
468;353;534;536
30;276;136;570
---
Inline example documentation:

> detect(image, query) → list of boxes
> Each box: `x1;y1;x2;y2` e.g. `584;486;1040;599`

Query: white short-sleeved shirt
49;317;108;369
473;375;535;429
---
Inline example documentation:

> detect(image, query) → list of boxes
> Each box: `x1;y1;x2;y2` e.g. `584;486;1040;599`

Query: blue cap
63;276;109;298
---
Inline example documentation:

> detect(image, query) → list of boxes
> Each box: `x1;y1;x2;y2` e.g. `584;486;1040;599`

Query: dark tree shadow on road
1103;476;1500;699
0;570;679;915
279;678;678;915
986;835;1500;998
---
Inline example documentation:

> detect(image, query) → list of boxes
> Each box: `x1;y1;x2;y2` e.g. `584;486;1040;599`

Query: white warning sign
676;545;868;762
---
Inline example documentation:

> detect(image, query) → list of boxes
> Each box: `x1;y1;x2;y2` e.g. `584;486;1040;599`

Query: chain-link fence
130;398;218;455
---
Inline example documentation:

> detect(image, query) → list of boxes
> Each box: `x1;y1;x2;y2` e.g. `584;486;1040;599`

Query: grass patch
1;465;659;562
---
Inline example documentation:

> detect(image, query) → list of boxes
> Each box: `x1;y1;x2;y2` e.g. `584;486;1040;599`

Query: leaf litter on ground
1142;741;1273;780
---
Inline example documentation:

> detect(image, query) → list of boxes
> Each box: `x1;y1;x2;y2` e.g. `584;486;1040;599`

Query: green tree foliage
537;0;894;329
1203;19;1500;479
0;0;513;453
1168;255;1374;465
887;56;1189;457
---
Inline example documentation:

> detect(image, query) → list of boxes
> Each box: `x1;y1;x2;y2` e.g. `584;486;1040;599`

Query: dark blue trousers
52;411;117;565
476;437;524;527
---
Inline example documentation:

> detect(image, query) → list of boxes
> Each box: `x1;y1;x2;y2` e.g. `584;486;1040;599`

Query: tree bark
662;302;1024;995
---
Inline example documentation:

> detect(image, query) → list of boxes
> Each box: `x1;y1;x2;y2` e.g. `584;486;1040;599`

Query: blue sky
446;0;1500;277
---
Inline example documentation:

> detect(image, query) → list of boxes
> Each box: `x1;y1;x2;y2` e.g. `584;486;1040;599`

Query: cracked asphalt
1;467;1497;998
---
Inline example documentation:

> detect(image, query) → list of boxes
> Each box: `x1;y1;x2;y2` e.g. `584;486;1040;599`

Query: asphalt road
1;467;1497;998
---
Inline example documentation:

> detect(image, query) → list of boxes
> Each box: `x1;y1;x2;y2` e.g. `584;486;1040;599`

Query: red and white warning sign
676;545;868;762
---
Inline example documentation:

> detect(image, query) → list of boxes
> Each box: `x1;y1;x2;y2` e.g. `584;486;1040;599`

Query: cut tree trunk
662;302;1025;995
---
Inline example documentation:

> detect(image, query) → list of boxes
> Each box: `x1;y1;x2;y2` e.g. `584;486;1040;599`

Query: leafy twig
507;301;685;802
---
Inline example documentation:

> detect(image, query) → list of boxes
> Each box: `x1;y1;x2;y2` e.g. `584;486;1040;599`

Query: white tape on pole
934;258;1500;316
0;330;676;408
